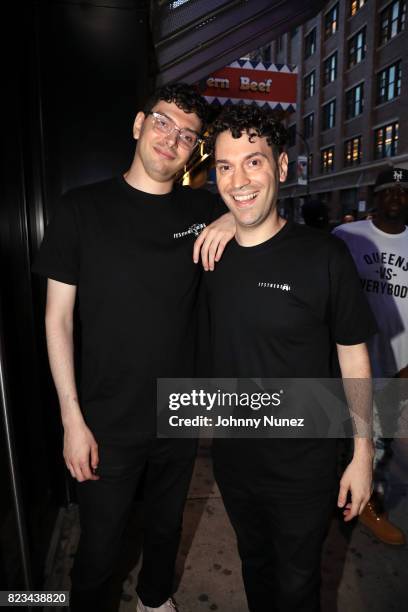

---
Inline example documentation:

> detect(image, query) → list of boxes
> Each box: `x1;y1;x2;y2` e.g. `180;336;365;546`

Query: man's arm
46;278;99;482
193;212;236;271
336;342;374;522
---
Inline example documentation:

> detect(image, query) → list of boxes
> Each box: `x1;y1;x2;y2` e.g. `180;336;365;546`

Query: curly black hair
143;83;210;130
205;104;287;157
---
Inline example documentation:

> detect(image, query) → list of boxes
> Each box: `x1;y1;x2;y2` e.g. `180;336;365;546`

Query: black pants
70;438;197;611
212;439;337;612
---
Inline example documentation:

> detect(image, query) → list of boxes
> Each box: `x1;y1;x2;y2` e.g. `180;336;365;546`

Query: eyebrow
215;152;269;164
154;111;200;136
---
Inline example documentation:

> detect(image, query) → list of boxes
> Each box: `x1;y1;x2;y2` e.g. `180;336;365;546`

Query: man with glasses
33;83;234;612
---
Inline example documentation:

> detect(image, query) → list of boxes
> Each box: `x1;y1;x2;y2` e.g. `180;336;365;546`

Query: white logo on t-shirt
173;222;206;239
258;281;291;291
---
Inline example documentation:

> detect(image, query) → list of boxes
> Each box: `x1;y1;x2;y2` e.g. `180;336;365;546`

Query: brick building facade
256;0;408;221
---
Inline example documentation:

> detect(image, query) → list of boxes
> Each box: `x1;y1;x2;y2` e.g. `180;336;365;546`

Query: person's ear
278;152;288;183
133;112;146;140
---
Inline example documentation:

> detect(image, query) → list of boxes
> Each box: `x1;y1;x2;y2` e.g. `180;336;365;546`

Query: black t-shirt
206;221;377;377
206;221;377;490
33;176;219;443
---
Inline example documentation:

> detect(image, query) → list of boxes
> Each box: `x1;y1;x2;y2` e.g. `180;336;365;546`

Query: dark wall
0;0;154;589
38;0;154;210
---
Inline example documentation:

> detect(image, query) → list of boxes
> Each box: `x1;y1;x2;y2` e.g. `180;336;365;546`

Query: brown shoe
359;497;406;546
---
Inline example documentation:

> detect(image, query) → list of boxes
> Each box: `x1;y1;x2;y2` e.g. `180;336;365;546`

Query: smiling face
215;130;288;230
133;100;202;186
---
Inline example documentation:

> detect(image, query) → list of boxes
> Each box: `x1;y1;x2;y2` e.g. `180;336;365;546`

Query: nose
165;127;180;148
389;189;401;203
232;166;250;190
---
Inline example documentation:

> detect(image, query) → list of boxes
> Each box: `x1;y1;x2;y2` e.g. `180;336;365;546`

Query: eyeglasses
148;111;202;150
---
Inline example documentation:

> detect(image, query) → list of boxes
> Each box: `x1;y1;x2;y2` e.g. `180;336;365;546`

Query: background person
301;199;330;231
333;167;408;546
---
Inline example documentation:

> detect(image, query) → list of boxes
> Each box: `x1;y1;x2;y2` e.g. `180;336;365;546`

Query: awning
151;0;326;85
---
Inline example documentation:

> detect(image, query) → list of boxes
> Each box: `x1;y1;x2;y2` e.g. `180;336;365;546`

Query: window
305;28;316;58
287;124;297;147
377;61;402;103
291;27;299;39
323;52;337;85
324;3;339;39
348;27;366;67
277;34;284;53
322;100;336;130
303;114;314;139
374;122;399;158
321;147;335;173
344;136;362;166
304;71;316;98
350;0;366;17
345;83;364;119
379;1;406;45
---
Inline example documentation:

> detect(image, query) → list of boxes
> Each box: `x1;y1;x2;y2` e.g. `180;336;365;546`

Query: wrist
60;398;85;429
353;437;374;457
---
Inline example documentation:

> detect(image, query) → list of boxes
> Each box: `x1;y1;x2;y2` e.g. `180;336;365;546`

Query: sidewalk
47;441;408;611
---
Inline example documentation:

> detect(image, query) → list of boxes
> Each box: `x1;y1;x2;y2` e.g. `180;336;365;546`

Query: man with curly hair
205;104;376;611
33;83;235;612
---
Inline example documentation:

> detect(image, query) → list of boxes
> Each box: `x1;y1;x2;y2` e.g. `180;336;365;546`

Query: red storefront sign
198;60;297;110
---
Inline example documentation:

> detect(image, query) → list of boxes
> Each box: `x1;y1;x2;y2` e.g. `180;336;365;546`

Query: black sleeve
31;192;80;285
328;236;377;345
189;187;228;223
209;193;229;222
